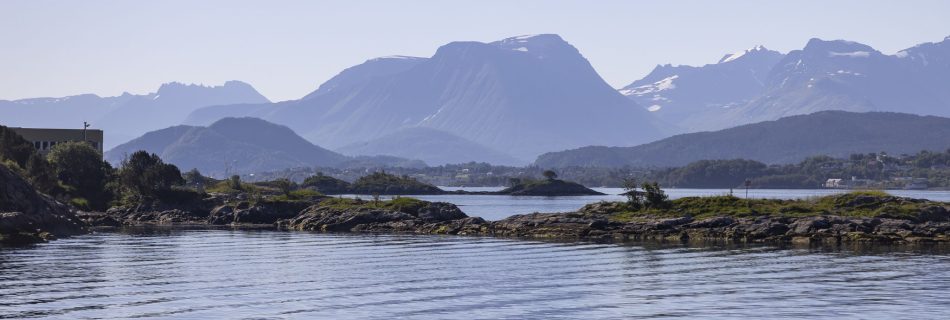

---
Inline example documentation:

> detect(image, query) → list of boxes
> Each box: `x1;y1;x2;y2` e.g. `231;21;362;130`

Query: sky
1;0;949;102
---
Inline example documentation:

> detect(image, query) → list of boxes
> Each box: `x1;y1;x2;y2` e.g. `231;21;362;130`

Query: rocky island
75;190;949;245
496;177;605;196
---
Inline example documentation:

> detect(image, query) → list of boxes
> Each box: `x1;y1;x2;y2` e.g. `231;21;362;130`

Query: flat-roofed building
9;127;104;156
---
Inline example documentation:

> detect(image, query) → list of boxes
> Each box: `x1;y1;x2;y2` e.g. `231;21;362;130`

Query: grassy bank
606;191;943;222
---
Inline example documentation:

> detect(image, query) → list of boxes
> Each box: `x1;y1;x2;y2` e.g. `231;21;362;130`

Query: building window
34;141;41;150
42;141;49;150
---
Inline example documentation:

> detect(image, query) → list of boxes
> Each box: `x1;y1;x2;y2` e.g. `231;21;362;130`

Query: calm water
1;230;948;319
344;188;950;221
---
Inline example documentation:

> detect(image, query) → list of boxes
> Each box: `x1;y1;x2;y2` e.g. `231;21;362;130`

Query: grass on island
608;190;932;222
318;196;426;213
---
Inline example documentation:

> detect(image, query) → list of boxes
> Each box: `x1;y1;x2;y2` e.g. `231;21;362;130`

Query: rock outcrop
279;200;486;235
0;165;86;244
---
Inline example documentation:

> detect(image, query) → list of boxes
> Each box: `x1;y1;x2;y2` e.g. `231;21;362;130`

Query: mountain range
4;34;950;170
622;36;950;132
535;111;950;168
183;34;668;162
0;81;270;148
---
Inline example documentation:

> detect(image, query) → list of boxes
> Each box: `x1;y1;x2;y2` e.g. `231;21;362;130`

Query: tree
641;181;670;209
0;126;58;194
622;178;643;210
47;142;115;209
542;170;558;180
119;151;184;197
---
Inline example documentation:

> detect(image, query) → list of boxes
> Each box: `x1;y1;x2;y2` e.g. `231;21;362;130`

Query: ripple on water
0;230;948;319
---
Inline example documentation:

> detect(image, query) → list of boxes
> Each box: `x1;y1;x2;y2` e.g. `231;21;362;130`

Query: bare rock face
0;165;86;244
280;201;484;235
207;200;312;225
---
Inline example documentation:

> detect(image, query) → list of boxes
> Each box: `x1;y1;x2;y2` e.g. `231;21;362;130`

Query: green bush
69;197;91;211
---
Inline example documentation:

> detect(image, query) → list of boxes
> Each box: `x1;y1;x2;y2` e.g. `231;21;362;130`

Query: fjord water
1;230;948;319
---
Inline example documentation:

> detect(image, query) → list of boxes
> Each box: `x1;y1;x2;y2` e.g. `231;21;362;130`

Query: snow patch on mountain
621;75;679;96
829;51;871;58
719;45;767;63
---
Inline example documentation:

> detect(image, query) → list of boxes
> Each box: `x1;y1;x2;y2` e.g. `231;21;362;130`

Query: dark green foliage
349;172;443;195
0;126;58;193
0;125;36;167
301;172;351;194
641;181;670;209
24;153;59;194
621;178;643;210
183;169;215;189
119;150;184;197
47;142;116;210
542;170;558;180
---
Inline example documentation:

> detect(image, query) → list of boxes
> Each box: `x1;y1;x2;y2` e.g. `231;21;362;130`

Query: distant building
9;127;104;156
823;178;844;188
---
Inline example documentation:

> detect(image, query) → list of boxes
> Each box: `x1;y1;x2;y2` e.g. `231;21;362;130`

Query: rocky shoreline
67;194;950;246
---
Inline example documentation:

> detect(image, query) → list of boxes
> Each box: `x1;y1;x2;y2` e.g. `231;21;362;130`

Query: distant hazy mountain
622;36;950;132
619;46;784;127
0;81;270;148
535;111;950;168
336;127;523;166
185;34;667;161
106;117;347;176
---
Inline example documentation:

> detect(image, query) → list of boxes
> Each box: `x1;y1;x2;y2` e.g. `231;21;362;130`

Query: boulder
416;202;467;222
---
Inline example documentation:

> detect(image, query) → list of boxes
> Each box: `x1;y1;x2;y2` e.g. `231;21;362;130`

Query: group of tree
1;125;190;210
622;178;670;210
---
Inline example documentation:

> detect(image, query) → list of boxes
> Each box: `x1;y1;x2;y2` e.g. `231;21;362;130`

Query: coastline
65;192;949;246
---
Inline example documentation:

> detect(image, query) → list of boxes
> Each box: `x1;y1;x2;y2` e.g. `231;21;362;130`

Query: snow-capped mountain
0;81;270;148
622;36;950;132
619;45;784;129
722;37;950;128
186;34;667;161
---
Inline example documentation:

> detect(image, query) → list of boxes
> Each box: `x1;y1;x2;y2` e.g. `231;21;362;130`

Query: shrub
118;151;184;197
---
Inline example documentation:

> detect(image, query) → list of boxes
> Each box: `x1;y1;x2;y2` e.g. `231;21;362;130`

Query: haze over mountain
535;111;950;168
621;36;950;132
185;34;667;161
0;81;270;148
106;117;348;176
335;127;523;166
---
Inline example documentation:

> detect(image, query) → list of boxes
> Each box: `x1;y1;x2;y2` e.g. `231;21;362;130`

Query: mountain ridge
535;111;950;168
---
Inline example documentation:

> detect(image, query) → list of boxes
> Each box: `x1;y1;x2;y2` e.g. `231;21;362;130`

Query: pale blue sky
2;0;948;101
